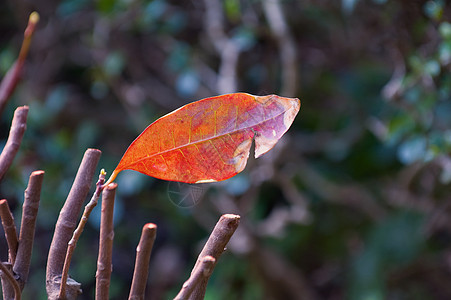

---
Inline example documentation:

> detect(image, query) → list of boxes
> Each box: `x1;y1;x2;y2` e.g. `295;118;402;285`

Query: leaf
106;93;300;184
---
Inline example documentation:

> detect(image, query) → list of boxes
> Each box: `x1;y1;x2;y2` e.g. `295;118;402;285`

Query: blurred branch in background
0;106;28;181
203;0;241;94
262;0;298;96
0;12;38;115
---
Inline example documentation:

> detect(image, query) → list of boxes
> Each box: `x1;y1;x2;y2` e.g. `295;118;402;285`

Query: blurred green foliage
1;0;451;299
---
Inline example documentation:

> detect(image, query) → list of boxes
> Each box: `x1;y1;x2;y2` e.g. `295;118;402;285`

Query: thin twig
174;256;215;300
187;214;240;300
58;170;105;299
13;170;44;290
0;12;39;116
95;183;117;300
0;261;15;300
128;223;157;300
0;199;18;264
0;106;29;181
46;148;101;299
0;261;21;300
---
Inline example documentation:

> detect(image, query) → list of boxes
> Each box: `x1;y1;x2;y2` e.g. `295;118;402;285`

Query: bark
0;262;21;300
187;214;240;300
0;199;18;264
0;106;28;181
95;183;117;300
13;170;44;290
46;148;101;299
58;170;105;299
174;256;215;300
128;223;157;300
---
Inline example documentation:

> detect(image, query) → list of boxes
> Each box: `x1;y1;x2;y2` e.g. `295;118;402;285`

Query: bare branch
46;148;101;299
0;106;29;181
13;170;44;290
58;170;105;299
0;12;39;116
95;183;117;300
262;0;298;96
174;256;215;300
187;214;240;300
0;261;21;300
0;199;18;264
128;223;157;300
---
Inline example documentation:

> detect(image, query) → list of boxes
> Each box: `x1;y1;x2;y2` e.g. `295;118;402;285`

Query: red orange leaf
106;93;300;184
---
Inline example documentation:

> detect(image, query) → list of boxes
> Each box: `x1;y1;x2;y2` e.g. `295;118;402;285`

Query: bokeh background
2;0;451;299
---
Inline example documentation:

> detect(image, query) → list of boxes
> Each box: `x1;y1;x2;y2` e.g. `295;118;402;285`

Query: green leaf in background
349;212;425;300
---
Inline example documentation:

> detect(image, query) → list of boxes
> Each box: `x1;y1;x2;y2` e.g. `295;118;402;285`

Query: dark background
2;0;451;299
